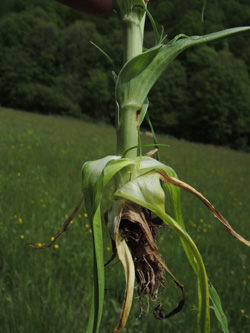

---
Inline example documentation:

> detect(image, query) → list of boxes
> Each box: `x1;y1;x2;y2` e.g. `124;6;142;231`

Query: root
118;201;185;320
28;195;84;250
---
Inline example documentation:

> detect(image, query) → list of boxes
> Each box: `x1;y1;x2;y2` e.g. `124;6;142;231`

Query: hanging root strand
27;195;84;250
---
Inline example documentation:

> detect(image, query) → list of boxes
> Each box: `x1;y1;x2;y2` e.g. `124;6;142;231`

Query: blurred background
0;0;250;150
0;1;250;332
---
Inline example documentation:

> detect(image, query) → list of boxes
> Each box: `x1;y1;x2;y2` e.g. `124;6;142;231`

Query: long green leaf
209;282;229;333
86;206;104;333
90;41;119;73
82;156;135;332
116;26;250;109
115;172;210;333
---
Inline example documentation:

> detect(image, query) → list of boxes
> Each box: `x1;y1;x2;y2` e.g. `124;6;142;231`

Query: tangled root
117;201;185;320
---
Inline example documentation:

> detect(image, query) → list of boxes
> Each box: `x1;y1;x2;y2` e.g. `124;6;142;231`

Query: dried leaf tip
157;169;250;247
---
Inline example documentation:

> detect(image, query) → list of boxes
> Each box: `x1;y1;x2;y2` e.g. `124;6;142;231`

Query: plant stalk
116;10;146;159
122;13;145;64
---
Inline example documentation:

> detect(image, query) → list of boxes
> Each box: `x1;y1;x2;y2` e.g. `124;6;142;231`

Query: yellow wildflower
107;247;111;251
54;244;59;249
18;218;23;224
84;213;88;218
51;237;55;241
20;235;24;239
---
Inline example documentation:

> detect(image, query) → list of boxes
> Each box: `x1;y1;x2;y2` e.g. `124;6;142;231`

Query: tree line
1;0;250;150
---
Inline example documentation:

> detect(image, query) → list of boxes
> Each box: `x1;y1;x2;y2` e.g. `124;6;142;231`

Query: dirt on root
117;201;185;320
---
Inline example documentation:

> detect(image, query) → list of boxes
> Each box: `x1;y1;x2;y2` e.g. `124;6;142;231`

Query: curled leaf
157;169;250;247
107;200;135;333
108;201;135;332
113;238;135;333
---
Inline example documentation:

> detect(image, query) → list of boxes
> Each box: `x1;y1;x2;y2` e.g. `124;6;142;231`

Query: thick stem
122;14;145;63
116;11;146;159
116;105;140;158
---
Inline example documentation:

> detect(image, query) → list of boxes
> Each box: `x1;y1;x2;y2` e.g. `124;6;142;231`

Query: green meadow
0;107;250;333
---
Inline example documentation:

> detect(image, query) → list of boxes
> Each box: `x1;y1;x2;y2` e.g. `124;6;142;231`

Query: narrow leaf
137;3;160;45
209;282;229;333
145;112;160;161
201;0;207;22
90;41;119;73
88;207;104;333
157;169;250;247
116;26;250;110
82;156;135;332
113;238;135;333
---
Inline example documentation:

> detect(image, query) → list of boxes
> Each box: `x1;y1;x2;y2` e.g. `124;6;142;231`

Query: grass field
0;107;250;333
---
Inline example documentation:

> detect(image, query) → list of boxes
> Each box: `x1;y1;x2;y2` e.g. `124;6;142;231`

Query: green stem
116;11;146;159
116;105;140;159
122;13;145;63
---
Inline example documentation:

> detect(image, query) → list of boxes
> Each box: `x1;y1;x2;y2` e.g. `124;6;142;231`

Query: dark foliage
0;0;250;150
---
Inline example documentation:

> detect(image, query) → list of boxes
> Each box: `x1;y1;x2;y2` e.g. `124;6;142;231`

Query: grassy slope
0;107;249;333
